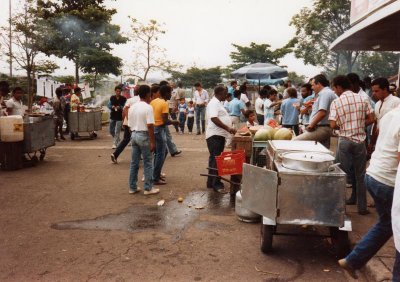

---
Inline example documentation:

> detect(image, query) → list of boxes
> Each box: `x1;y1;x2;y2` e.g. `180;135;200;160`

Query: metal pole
9;0;12;78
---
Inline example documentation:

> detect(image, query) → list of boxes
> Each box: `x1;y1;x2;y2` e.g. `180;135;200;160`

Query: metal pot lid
282;152;335;163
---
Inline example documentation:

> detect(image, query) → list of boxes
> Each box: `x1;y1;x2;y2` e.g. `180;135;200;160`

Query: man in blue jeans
338;101;400;279
151;85;180;185
127;85;159;195
108;86;127;149
193;82;209;135
329;75;374;215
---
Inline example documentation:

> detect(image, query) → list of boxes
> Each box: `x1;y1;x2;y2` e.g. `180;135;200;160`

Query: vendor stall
23;115;55;162
241;140;351;257
68;107;102;140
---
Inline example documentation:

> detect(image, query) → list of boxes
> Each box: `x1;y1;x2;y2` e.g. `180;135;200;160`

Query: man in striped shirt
329;75;375;215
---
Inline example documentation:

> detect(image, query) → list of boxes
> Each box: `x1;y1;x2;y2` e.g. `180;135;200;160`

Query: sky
0;0;322;80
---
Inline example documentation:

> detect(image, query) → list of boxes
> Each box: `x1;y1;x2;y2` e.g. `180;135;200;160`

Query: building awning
330;1;400;51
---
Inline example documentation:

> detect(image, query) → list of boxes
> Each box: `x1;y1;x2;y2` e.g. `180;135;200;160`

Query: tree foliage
358;52;399;79
128;18;179;81
290;0;360;74
287;72;306;86
36;0;127;82
229;42;291;70
169;67;223;89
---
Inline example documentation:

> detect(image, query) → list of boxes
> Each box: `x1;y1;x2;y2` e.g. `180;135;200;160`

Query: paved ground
0;127;389;281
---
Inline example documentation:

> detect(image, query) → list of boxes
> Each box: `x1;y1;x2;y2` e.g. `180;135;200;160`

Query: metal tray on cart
68;111;102;140
23;115;55;161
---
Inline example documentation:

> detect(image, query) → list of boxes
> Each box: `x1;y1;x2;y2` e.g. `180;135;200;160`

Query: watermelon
273;128;293;140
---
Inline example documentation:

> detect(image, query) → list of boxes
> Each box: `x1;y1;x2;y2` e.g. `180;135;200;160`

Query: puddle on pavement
52;191;235;235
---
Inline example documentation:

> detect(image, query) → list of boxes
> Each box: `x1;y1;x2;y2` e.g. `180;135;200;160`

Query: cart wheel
92;132;97;138
70;133;75;140
89;132;96;140
260;224;274;254
330;227;350;258
31;155;39;166
39;149;46;161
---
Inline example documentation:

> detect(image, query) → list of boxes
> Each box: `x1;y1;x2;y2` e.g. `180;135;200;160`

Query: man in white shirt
392;162;400;281
369;78;400;155
6;87;24;116
193;82;209;135
128;85;159;196
255;89;267;125
339;106;400;279
206;86;236;193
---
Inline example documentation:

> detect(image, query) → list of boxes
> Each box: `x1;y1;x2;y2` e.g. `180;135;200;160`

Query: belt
318;124;330;127
131;130;148;133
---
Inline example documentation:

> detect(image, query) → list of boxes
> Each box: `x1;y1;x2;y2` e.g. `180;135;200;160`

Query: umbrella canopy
231;63;288;84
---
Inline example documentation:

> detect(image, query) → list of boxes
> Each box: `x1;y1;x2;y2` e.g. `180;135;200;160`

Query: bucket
0;115;24;142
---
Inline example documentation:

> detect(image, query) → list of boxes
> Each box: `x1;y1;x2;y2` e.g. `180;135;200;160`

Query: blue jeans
195;106;206;133
393;251;400;281
109;119;122;146
154;126;167;182
345;175;394;269
165;126;178;155
337;137;367;212
179;112;186;133
129;131;153;191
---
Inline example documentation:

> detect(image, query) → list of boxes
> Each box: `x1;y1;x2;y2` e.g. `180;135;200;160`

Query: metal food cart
68;110;102;140
23;115;55;162
242;140;351;257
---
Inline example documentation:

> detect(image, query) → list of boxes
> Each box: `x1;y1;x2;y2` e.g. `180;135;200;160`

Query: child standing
178;98;188;134
244;110;259;128
187;101;195;134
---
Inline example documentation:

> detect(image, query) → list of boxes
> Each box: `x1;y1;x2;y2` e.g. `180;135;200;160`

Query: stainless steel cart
242;140;351;256
68;110;102;140
23;115;55;162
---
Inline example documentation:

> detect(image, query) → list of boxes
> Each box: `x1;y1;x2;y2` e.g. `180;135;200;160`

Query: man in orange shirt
151;85;179;185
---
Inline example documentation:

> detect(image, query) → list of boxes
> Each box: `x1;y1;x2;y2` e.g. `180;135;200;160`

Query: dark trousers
113;126;132;159
54;117;63;139
337;137;367;212
179;113;186;133
187;117;194;132
206;135;226;189
169;109;179;132
283;124;299;136
257;114;264;126
394;251;400;281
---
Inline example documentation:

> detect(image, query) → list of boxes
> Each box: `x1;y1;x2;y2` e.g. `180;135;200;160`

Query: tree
169;67;223;89
0;0;56;109
36;0;127;83
287;72;306;86
128;18;180;81
358;52;399;79
80;48;122;91
229;42;291;70
290;0;360;74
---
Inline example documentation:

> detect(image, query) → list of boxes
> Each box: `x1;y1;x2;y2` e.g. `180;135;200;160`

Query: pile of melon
251;125;293;141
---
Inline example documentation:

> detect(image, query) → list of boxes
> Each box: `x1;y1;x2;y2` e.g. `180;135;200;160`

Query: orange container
216;150;245;176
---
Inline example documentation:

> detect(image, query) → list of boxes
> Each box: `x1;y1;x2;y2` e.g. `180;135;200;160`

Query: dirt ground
0;128;367;281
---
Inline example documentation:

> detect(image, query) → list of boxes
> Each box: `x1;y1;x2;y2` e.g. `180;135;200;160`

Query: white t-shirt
264;99;275;121
392;163;400;252
6;97;24;116
367;107;400;187
255;97;264;115
240;93;250;110
375;94;400;128
123;96;140;126
127;100;155;131
205;97;232;139
193;89;209;106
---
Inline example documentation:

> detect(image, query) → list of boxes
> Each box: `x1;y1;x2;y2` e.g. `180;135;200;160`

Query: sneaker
112;145;117;149
129;187;142;194
141;175;145;182
144;188;160;195
111;154;117;164
338;259;358;279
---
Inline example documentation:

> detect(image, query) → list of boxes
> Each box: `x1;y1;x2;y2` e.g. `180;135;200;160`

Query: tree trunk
334;53;340;76
27;70;33;112
143;68;150;82
75;60;80;84
345;52;354;73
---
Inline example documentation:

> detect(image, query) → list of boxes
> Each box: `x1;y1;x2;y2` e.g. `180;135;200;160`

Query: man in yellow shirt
150;85;179;185
70;87;81;111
